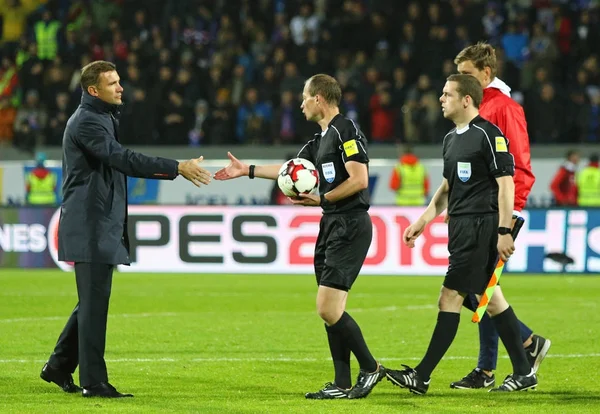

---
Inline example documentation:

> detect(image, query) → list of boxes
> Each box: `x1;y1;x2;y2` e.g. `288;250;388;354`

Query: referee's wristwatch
498;227;512;235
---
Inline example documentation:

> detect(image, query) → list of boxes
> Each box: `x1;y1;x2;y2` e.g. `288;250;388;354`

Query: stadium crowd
0;0;599;153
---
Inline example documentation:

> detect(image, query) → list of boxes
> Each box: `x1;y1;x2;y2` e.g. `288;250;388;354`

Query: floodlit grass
0;270;599;413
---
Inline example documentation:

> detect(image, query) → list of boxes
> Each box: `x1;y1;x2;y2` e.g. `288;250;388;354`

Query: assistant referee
386;74;537;394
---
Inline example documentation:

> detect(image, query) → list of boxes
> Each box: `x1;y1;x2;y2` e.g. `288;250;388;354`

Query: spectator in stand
1;0;599;150
14;89;47;151
289;2;320;46
204;88;235;145
188;99;210;147
160;87;193;146
526;83;564;143
0;95;17;145
0;56;20;106
585;91;600;143
236;87;272;144
570;9;600;66
280;62;305;97
45;91;70;146
0;0;43;53
550;150;580;206
501;22;528;86
272;90;302;145
340;87;360;128
369;82;395;143
32;8;62;62
481;3;504;46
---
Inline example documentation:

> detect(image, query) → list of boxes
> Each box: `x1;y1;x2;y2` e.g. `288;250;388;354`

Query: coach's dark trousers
47;263;114;387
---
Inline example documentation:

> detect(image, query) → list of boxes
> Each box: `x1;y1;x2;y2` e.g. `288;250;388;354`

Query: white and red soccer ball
277;158;319;197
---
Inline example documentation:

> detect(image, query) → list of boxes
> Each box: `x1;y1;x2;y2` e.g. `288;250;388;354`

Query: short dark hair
591;153;599;163
305;74;341;106
446;74;483;108
454;42;498;79
80;60;116;91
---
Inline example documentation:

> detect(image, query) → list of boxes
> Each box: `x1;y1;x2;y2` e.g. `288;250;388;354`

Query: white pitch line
348;304;436;313
0;305;435;324
0;312;178;324
1;353;599;364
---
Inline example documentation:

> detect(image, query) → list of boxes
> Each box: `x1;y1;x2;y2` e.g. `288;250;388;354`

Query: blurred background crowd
1;0;600;154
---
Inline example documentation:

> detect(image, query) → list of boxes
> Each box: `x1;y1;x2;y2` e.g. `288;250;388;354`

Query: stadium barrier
1;159;564;207
1;206;598;274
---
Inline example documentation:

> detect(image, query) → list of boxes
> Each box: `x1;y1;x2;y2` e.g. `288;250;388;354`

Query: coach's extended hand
178;156;212;187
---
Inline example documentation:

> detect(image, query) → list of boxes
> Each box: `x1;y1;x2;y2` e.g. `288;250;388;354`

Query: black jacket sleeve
76;119;179;180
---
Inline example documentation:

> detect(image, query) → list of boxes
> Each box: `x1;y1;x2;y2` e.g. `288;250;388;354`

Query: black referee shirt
297;113;370;214
443;115;515;217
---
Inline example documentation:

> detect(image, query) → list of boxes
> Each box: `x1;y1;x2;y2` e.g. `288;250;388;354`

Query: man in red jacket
447;42;551;389
550;150;579;206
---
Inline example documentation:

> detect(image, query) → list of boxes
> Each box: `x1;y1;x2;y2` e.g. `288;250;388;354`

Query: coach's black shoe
82;382;133;398
525;334;551;373
489;371;537;392
348;362;386;399
305;382;350;399
386;365;430;395
450;368;495;389
40;363;82;393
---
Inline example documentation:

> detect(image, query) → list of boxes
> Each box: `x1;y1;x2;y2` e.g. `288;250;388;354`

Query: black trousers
48;263;114;387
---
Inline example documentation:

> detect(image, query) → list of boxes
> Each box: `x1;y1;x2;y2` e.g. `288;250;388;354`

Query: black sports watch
498;227;512;235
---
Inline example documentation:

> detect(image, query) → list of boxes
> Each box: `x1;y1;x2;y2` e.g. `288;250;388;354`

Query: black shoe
348;362;386;399
489;371;537;392
305;382;350;399
525;334;551;373
40;363;82;393
82;382;133;398
450;368;495;389
386;365;430;395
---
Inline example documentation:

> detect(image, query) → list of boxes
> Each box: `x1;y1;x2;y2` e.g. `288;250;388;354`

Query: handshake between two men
176;152;255;188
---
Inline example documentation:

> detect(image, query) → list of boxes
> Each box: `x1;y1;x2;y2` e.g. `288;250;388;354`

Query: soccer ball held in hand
277;158;319;197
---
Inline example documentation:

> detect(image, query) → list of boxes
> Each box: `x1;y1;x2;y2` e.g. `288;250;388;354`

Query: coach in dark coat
40;60;211;398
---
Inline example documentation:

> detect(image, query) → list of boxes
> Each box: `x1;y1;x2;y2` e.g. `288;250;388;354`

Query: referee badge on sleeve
495;136;508;152
457;162;471;182
343;139;359;156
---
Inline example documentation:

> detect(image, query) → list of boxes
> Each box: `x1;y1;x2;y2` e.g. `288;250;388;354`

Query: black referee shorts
444;214;499;295
314;211;372;291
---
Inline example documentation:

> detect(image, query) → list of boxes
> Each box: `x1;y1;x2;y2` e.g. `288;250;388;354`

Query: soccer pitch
0;270;599;413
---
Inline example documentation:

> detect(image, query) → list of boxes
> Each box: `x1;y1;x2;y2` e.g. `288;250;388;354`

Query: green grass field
0;270;599;414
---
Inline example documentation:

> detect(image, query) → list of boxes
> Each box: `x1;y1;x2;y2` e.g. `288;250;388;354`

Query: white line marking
0;305;434;324
1;354;599;364
348;305;436;313
0;312;178;323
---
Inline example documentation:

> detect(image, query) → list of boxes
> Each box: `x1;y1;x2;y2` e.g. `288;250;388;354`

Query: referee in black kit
214;74;385;400
386;74;537;394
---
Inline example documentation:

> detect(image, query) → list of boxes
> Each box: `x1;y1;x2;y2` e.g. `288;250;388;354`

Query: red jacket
369;94;395;142
480;79;535;212
550;162;578;206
